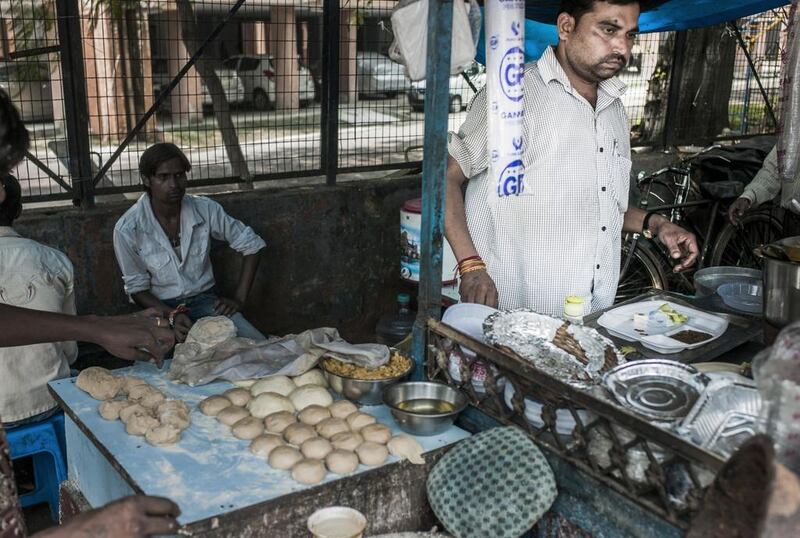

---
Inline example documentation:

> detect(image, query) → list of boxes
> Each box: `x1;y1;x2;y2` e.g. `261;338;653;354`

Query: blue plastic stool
6;412;67;521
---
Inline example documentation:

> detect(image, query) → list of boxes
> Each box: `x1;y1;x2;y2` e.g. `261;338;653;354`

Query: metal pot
757;247;800;328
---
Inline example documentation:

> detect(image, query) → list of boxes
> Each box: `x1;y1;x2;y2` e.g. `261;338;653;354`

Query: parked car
357;52;411;98
0;61;53;122
222;54;315;110
152;65;245;115
407;63;486;113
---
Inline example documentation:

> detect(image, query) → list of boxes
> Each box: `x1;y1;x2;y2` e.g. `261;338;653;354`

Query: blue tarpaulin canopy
477;0;790;63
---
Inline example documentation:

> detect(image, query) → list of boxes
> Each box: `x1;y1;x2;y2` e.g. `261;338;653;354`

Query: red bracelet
458;255;482;266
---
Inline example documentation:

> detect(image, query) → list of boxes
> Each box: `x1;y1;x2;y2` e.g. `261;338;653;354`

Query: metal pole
663;31;688;149
728;22;779;129
56;0;93;207
411;0;453;379
320;0;340;186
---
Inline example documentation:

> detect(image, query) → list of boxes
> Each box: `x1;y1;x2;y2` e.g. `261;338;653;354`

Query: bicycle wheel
616;240;668;303
709;210;784;268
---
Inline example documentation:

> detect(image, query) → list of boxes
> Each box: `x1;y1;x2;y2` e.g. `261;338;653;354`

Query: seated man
113;143;267;342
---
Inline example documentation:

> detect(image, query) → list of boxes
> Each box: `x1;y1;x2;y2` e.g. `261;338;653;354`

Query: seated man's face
145;157;189;204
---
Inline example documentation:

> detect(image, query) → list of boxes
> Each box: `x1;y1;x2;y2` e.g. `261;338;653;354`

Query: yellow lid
565;295;584;304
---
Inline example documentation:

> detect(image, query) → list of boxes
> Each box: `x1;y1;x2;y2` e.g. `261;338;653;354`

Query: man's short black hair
0;174;22;226
0;87;30;175
559;0;641;23
139;142;192;178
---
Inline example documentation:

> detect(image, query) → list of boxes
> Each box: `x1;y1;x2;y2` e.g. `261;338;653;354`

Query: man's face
559;1;640;83
143;157;188;205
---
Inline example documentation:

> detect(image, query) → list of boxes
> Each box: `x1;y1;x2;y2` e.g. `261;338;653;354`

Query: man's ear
142;175;151;189
556;12;576;41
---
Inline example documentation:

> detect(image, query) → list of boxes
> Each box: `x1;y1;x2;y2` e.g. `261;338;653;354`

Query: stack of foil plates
484;310;624;386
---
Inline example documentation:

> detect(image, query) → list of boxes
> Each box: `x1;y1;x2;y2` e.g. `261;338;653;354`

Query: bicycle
616;144;784;303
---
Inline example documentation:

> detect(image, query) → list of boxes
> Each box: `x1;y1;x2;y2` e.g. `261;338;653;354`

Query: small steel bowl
320;355;413;405
382;381;468;436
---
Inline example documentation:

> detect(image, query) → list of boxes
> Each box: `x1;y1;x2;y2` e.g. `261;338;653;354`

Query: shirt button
602;186;607;192
602;226;607;231
599;147;604;152
596;264;601;269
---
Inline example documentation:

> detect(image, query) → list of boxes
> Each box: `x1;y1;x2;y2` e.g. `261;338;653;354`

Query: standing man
113;143;267;342
445;0;699;315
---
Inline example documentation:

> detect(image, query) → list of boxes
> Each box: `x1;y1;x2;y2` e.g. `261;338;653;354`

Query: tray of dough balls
48;360;470;525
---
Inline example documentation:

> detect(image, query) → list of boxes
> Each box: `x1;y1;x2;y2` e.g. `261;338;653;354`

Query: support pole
320;0;340;186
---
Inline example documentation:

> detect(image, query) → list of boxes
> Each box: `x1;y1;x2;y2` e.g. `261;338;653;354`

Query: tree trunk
639;33;674;145
175;0;252;186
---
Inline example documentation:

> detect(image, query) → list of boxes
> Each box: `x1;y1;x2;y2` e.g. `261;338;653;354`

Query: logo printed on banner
491;149;500;163
512;136;523;151
490;35;499;50
511;20;521;36
498;159;525;197
500;46;525;101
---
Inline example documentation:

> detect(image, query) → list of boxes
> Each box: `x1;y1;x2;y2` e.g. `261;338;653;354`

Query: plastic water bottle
375;293;416;345
563;295;585;325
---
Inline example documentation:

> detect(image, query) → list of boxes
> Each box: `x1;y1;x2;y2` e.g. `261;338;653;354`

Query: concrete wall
14;176;421;342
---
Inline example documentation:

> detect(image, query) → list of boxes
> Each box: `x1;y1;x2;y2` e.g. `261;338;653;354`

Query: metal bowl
693;266;762;298
320;355;413;405
382;381;468;436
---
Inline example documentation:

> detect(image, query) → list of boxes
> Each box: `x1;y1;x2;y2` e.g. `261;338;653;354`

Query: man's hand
459;270;499;308
656;222;700;272
92;308;175;367
728;197;752;225
172;313;193;343
39;495;180;538
214;296;243;316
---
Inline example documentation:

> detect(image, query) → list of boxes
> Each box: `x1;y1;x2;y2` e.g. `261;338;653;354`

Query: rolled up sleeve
448;87;489;179
207;200;266;256
113;227;152;295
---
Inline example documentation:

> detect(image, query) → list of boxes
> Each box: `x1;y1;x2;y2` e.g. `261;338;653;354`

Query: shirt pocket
608;154;632;214
142;247;172;286
187;233;210;279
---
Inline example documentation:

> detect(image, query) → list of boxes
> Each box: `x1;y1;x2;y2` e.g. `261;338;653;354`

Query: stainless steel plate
603;359;708;421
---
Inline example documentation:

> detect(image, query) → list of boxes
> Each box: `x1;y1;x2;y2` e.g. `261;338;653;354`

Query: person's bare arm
623;207;699;272
131;291;192;343
215;251;261;316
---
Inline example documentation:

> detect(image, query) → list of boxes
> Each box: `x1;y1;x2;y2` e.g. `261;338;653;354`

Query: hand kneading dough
387;434;425;464
298;405;331;426
328;400;358;419
283;423;317;446
289;385;333;411
76;367;121;400
125;414;159;436
346;412;376;432
293;369;328;388
330;431;363;452
315;418;350;439
268;446;303;470
360;423;392;445
232;416;265;440
223;387;251;407
145;424;181;446
356;441;389;466
301;437;333;459
186;316;237;348
199;395;232;416
216;405;250;426
250;376;296;397
291;458;326;485
250;434;285;457
119;403;148;423
248;392;295;418
264;411;297;434
325;449;359;475
98;400;134;420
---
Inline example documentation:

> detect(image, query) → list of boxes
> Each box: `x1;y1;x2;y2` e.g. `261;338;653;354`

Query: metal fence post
411;0;454;379
320;0;340;186
55;0;93;207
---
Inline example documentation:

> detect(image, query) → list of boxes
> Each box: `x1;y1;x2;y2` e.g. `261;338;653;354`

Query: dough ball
315;417;350;439
216;405;250;426
283;423;318;446
125;414;159;436
289;385;333;411
264;411;297;434
158;410;190;431
232;378;258;388
328;400;358;419
248;392;295;418
199;395;232;416
291;458;326;485
139;390;166;409
186;316;237;348
76;367;122;400
127;383;155;401
301;437;333;459
330;431;363;452
119;403;148;424
120;376;147;396
360;423;392;445
356;441;389;466
251;376;296;397
223;387;252;407
298;405;331;426
293;369;328;388
232;416;265;440
325;449;359;475
268;446;303;470
145;424;181;446
346;412;376;432
250;434;285;458
387;434;425;465
98;400;134;421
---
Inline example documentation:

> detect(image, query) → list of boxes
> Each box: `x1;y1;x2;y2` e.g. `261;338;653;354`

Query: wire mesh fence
0;1;791;203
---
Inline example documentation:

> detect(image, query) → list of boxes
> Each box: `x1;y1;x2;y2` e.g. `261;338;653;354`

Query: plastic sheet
778;1;800;183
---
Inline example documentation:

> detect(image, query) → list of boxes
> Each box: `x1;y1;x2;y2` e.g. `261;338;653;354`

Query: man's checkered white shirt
448;46;631;316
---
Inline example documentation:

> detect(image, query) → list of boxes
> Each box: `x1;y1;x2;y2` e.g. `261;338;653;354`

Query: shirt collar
0;226;20;238
135;193;204;230
538;46;627;99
